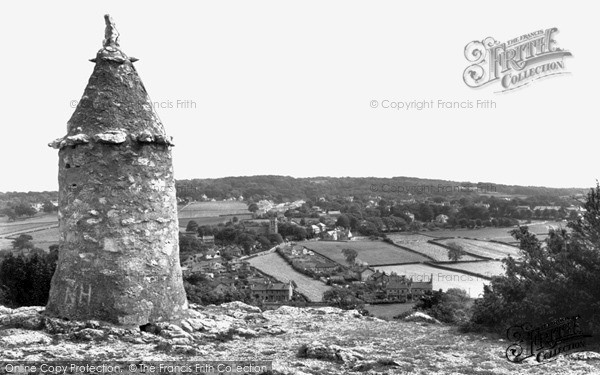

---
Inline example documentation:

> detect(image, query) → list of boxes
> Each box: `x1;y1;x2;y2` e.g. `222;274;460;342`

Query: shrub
414;288;471;324
0;252;57;307
323;288;364;310
466;184;600;337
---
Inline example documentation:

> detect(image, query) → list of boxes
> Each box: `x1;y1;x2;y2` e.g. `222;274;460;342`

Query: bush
414;288;471;324
393;309;415;320
466;184;600;336
323;288;364;310
0;252;57;307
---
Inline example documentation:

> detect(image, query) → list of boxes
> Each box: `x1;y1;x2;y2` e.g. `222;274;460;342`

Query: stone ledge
48;131;174;149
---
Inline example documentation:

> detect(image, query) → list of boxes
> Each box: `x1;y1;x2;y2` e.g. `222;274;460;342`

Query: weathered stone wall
46;140;187;325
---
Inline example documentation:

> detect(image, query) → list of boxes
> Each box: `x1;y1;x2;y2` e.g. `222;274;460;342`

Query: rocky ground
1;303;600;375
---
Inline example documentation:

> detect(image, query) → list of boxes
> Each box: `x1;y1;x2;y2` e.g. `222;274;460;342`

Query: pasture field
434;260;506;278
436;238;521;260
28;227;60;251
387;234;480;262
0;213;57;226
178;201;250;219
0;222;54;236
0;214;58;237
424;220;566;243
299;240;430;266
178;217;231;229
247;252;331;302
374;263;489;298
364;303;416;320
0;226;60;252
0;238;12;251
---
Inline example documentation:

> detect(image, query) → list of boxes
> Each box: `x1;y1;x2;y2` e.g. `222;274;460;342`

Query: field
434;260;506;278
299;240;430;266
178;201;250;219
178;217;232;228
0;214;58;236
28;227;60;250
424;220;567;244
247;252;332;302
178;201;252;230
0;214;59;251
374;263;489;298
364;302;416;320
387;234;480;262
435;238;521;260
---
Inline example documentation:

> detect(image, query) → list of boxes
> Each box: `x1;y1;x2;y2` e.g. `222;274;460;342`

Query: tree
416;288;471;324
247;203;259;213
256;235;271;249
342;248;358;267
185;220;199;233
12;234;34;251
417;203;434;222
42;201;57;213
178;233;205;257
446;242;465;262
468;183;600;335
0;252;57;307
358;221;380;236
267;233;284;245
13;203;36;218
336;214;351;229
389;216;408;231
323;288;364;310
1;208;17;221
408;221;422;233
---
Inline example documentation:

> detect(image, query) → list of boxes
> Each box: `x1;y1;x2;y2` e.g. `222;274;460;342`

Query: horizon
0;174;591;194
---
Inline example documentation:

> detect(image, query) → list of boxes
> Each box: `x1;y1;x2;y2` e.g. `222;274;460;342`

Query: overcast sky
0;1;597;192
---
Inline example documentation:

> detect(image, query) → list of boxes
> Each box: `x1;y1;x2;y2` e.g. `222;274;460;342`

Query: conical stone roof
49;15;172;149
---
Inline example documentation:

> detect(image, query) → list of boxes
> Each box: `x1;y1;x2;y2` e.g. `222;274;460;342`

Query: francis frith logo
505;316;592;363
463;28;572;92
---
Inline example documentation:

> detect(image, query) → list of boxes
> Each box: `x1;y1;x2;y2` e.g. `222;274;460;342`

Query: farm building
384;279;411;299
250;282;293;302
411;280;434;296
200;235;215;244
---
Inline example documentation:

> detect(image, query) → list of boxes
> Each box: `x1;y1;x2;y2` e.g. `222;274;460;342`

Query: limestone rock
93;130;128;144
403;311;441;324
0;329;53;347
220;301;262;313
70;328;105;341
0;306;44;330
64;134;90;146
568;351;600;360
298;341;365;363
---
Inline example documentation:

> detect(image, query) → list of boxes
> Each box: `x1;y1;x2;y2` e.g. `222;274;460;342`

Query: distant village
0;187;587;307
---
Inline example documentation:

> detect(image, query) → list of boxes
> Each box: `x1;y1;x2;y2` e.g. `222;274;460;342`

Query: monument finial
103;14;120;47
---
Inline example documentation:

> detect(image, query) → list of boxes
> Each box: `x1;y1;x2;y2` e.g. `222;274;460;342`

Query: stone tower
46;15;188;326
269;215;278;234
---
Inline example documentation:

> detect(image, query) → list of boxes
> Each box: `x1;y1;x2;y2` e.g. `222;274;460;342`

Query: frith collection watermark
370;184;497;194
369;99;496;111
505;316;592;363
69;99;198;109
463;27;572;92
3;361;272;374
